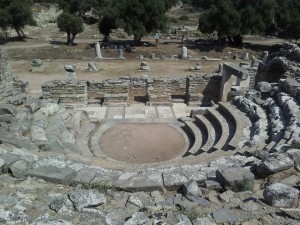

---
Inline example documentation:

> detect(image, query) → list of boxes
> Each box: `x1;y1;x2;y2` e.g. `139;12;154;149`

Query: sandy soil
10;59;235;93
99;124;186;164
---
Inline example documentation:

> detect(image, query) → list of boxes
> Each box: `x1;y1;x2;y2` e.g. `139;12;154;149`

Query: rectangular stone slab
27;166;76;185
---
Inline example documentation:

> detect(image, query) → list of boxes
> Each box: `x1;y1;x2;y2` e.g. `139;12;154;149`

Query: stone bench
46;110;72;153
75;121;96;157
218;102;243;150
194;115;215;152
90;122;115;157
276;92;300;140
183;120;203;154
207;108;230;151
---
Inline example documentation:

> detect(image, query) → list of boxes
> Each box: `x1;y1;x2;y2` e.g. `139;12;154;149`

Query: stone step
46;110;72;153
90;122;115;157
194;115;215;152
218;102;242;150
183;121;203;154
265;141;277;150
75;121;96;157
206;108;230;151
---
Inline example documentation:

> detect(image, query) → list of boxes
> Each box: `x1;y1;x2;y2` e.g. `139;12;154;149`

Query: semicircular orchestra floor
99;123;186;164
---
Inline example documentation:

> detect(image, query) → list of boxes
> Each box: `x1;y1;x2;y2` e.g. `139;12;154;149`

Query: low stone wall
187;74;221;105
42;74;222;105
42;80;87;104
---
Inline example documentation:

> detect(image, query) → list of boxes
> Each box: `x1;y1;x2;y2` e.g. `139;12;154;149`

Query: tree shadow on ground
242;42;282;53
49;40;78;46
0;36;26;45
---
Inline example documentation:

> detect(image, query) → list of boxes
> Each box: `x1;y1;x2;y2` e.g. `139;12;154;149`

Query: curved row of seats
180;103;251;155
231;89;300;155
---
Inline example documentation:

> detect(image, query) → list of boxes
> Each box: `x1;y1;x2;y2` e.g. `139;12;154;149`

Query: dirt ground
0;15;285;94
99;123;186;164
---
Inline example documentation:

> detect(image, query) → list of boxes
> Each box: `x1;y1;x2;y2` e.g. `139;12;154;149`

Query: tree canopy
98;0;172;44
0;0;36;38
196;0;300;44
57;12;84;45
198;0;276;45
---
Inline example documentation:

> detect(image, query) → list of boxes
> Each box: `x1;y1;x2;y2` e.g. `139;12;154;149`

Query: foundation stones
117;48;124;59
139;61;150;71
95;42;102;59
64;64;77;80
194;63;201;71
85;62;98;72
31;59;44;72
181;46;188;59
243;52;249;60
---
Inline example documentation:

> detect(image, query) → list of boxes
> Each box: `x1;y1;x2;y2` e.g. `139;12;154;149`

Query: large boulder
182;179;202;197
257;81;272;93
255;153;294;178
263;183;299;208
216;167;255;191
9;159;33;179
68;189;106;210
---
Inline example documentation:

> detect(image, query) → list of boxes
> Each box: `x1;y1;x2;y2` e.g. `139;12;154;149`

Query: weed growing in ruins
178;15;189;21
178;206;205;221
232;177;252;192
83;181;111;193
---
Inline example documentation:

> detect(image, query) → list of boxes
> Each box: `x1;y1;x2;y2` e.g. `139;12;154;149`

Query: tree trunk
133;34;142;46
226;35;233;45
70;34;76;46
233;35;243;46
19;28;26;38
103;35;109;42
67;32;71;45
14;27;22;39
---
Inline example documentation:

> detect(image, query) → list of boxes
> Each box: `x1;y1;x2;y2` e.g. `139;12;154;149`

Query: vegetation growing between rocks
83;181;111;193
231;176;252;192
178;206;206;221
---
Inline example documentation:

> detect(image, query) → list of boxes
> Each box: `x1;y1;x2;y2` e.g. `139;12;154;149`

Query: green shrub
231;177;252;192
168;17;178;23
178;15;189;21
178;206;205;221
83;181;111;192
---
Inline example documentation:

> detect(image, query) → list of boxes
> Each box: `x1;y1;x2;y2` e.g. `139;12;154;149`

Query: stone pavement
77;103;200;121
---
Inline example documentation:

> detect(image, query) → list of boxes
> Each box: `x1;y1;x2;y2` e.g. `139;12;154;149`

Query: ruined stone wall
147;77;172;103
0;50;29;93
0;50;15;82
129;77;147;96
187;74;221;104
86;81;104;97
42;74;222;105
255;42;300;84
170;78;186;95
103;80;129;94
42;80;87;104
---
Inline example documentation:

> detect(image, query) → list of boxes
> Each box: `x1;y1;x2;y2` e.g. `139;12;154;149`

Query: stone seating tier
194;115;216;152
